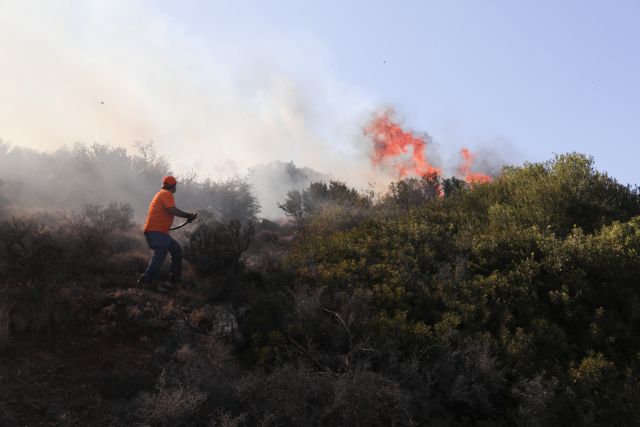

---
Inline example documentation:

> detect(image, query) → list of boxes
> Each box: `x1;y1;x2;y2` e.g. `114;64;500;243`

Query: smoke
0;142;169;221
0;1;515;220
0;0;376;187
248;161;330;218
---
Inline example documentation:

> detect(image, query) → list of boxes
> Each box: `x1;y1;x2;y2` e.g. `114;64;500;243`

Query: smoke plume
0;2;506;219
0;0;376;187
248;161;330;218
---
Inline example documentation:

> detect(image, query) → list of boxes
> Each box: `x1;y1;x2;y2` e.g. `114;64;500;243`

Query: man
137;175;197;290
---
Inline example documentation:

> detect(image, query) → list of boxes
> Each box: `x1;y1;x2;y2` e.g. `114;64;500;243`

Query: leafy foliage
279;180;372;229
266;153;640;425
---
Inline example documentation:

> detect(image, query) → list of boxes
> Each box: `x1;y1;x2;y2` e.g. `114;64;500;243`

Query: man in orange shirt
137;176;197;289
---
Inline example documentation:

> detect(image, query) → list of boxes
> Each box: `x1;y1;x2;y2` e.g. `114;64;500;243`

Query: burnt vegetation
1;145;640;426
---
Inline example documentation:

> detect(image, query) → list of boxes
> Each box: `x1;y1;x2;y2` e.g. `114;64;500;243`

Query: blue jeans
142;232;182;281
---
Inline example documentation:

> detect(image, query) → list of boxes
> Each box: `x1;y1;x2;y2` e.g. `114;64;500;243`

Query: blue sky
1;0;638;185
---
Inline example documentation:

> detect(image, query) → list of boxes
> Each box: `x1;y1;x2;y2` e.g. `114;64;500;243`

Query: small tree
386;174;442;211
279;181;371;228
179;177;261;224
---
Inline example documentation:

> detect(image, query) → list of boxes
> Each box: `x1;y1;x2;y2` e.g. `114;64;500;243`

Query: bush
136;370;207;425
0;218;61;286
184;219;255;277
4;150;640;425
385;174;442;211
235;365;411;426
279;181;372;229
0;203;141;285
58;203;139;279
179;176;260;224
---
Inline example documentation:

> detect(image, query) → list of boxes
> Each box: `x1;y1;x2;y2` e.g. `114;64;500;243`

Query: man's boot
150;273;179;293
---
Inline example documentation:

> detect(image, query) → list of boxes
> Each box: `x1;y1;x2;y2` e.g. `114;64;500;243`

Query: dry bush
58;203;140;279
236;365;411;426
235;364;332;425
175;335;232;372
394;340;507;423
321;369;410;426
291;287;376;372
188;305;240;340
136;334;238;425
167;335;241;422
97;289;174;338
0;218;60;285
82;202;135;233
184;219;255;277
0;204;141;286
178;176;260;224
189;305;217;330
136;370;207;425
0;287;76;346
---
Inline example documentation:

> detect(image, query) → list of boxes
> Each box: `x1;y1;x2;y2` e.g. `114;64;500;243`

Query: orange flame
458;148;492;184
363;109;441;178
364;110;491;195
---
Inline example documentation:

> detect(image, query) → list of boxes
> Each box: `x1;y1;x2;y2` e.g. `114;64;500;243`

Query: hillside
2;152;640;425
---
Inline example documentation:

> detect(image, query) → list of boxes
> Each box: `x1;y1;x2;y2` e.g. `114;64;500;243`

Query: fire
458;148;492;185
363;109;492;191
363;109;441;178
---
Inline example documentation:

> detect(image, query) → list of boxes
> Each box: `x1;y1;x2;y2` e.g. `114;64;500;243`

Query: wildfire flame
363;109;493;188
458;148;492;185
363;109;441;178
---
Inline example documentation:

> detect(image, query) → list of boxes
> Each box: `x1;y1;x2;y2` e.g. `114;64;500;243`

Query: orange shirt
143;189;176;234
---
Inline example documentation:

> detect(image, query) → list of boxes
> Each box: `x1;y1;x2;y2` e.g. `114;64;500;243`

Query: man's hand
167;207;198;221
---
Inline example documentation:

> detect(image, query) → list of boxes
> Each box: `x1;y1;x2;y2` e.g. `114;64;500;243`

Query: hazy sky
1;0;638;185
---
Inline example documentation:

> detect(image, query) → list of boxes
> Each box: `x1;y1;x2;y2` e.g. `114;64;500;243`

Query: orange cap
162;175;177;186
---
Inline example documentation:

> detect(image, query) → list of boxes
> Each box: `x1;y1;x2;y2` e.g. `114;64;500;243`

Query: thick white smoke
0;0;381;192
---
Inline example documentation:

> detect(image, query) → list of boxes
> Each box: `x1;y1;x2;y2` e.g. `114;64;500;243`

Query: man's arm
167;207;197;221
